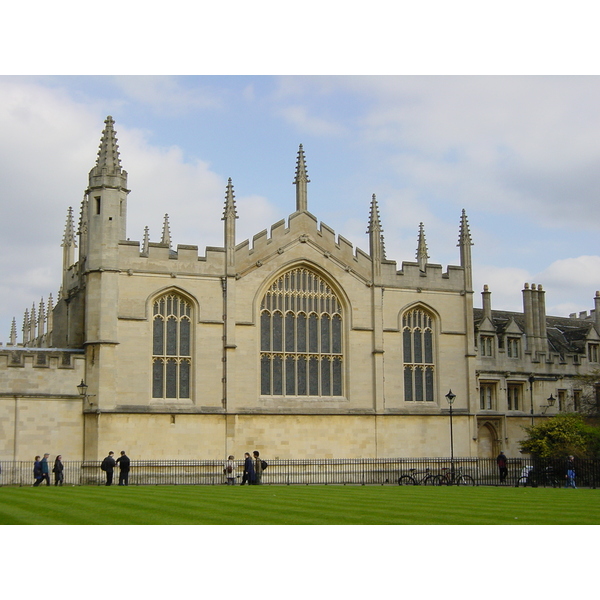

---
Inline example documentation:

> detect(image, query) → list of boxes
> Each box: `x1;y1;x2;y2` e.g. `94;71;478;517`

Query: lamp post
445;390;456;477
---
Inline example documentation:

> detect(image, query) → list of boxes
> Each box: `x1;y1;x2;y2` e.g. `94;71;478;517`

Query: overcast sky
1;74;600;342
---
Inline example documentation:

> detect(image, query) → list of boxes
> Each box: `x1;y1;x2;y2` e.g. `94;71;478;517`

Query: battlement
0;348;85;397
0;347;84;368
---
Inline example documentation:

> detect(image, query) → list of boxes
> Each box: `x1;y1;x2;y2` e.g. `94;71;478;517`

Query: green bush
520;413;600;458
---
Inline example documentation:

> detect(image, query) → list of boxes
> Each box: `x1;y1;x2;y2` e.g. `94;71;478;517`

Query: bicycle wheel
457;474;475;486
423;475;438;486
398;475;416;486
517;476;529;487
435;475;450;486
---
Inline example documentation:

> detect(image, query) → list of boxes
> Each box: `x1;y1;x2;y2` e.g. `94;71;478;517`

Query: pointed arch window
402;307;435;402
260;268;343;397
152;293;192;399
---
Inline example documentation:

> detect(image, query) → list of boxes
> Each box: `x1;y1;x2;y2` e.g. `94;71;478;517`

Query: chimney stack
537;284;547;354
482;285;492;320
523;283;535;353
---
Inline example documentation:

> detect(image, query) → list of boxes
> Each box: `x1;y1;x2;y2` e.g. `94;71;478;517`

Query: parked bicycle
517;465;560;488
436;466;475;486
398;467;439;486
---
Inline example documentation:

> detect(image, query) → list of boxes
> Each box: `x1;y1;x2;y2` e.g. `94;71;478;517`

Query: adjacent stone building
1;116;598;462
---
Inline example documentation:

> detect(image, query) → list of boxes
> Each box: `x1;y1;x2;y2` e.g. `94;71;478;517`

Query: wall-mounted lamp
541;394;556;414
77;379;96;405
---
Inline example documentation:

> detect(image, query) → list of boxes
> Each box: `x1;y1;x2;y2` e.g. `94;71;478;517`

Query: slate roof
473;308;595;357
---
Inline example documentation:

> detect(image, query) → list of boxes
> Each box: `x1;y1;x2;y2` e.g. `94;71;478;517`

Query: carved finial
293;144;310;212
142;226;150;256
94;116;122;174
223;178;238;221
367;194;383;235
161;214;171;248
458;208;473;247
30;302;36;340
417;222;429;271
23;308;29;344
77;196;88;235
62;207;77;248
9;318;17;346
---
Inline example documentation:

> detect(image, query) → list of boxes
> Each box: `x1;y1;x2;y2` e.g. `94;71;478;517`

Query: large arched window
260;268;343;397
152;293;192;399
402;307;435;402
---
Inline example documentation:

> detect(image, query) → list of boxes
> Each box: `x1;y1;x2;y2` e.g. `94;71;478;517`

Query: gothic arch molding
253;259;351;319
146;286;200;322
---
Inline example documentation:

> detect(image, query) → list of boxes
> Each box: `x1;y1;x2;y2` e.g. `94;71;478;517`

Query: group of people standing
224;451;265;485
33;453;64;486
100;451;131;486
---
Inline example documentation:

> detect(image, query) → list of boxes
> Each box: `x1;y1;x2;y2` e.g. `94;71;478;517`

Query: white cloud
0;78;280;341
472;265;531;313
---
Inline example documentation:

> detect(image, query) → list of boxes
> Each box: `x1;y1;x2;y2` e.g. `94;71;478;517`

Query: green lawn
0;484;597;525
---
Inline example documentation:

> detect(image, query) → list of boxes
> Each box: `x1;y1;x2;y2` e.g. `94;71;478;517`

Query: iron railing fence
1;457;599;487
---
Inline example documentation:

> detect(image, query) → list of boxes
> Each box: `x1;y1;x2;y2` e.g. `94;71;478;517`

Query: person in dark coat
33;456;43;486
101;451;116;486
496;451;508;484
241;452;256;485
39;453;51;486
53;455;64;486
253;450;263;485
116;451;131;486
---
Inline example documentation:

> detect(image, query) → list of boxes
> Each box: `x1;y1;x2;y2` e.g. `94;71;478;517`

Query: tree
519;413;600;458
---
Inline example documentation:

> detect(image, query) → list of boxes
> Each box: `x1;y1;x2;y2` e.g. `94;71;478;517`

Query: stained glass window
152;294;192;399
260;268;343;397
402;307;435;402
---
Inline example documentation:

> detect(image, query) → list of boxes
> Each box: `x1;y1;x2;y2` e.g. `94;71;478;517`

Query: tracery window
152;293;192;399
260;268;343;397
402;307;435;402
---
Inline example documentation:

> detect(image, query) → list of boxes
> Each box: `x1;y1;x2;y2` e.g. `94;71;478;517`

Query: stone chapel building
1;116;599;462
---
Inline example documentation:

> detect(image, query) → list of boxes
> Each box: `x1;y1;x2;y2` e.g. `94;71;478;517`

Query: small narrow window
507;384;521;410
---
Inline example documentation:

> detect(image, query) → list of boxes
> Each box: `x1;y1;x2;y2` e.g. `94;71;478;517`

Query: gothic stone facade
1;117;599;462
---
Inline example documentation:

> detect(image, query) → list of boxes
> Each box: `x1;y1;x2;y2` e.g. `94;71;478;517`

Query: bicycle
436;466;475;486
517;465;560;488
398;467;439;486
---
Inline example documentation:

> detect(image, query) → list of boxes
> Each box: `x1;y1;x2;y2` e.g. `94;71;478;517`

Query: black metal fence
1;457;599;487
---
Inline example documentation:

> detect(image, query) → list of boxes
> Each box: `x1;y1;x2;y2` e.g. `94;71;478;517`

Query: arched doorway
477;422;499;458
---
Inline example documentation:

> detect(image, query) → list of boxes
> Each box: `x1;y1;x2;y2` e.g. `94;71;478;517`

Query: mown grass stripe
0;485;598;525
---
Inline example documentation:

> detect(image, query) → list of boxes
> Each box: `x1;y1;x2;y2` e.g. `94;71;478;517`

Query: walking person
101;451;116;486
241;452;255;485
53;455;64;486
565;455;577;488
33;456;43;486
39;453;51;486
116;450;130;486
253;450;263;485
224;455;237;485
496;451;508;484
